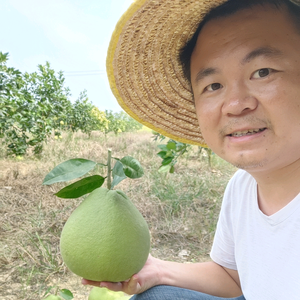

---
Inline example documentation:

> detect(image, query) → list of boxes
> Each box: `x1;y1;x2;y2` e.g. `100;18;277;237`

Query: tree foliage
0;52;144;157
0;52;108;156
67;90;108;136
104;110;142;135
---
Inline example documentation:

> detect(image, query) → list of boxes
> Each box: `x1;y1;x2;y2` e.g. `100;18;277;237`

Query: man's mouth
229;128;266;137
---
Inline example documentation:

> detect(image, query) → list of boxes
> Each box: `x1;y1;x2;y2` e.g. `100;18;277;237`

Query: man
83;0;300;298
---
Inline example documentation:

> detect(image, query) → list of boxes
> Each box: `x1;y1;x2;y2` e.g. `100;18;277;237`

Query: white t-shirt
210;169;300;299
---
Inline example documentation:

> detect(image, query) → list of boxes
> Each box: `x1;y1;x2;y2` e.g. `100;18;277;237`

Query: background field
0;130;236;299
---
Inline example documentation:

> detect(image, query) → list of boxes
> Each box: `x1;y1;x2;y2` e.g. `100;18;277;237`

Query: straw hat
107;0;228;146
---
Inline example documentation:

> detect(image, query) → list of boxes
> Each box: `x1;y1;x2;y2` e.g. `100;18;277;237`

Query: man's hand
82;254;161;295
82;254;242;297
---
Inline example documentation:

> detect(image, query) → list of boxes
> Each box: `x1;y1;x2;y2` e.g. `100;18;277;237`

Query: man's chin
231;159;267;171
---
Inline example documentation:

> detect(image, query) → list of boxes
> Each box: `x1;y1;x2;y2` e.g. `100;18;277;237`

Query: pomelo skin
88;287;131;300
60;187;150;282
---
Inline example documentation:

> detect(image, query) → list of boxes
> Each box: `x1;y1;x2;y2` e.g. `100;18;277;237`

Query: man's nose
221;84;258;116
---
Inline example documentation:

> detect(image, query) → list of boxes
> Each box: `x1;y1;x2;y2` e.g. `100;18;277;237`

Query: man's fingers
82;279;100;287
81;279;121;290
126;275;141;294
81;276;141;294
102;281;124;291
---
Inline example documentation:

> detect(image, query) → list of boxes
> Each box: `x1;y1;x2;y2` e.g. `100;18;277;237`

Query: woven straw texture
107;0;227;146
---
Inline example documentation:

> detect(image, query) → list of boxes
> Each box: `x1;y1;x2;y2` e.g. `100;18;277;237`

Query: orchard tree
104;110;142;135
25;61;73;126
0;52;39;155
0;52;128;157
67;90;108;136
21;62;73;152
90;106;109;132
122;112;143;132
0;53;73;155
104;110;126;135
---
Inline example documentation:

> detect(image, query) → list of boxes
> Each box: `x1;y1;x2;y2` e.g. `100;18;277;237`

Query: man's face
191;5;300;173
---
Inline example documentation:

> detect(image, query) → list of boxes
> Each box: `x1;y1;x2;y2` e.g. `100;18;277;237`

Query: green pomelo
88;287;131;300
60;187;150;282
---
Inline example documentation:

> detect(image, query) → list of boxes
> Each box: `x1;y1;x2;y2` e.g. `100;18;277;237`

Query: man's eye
252;68;271;79
206;83;222;92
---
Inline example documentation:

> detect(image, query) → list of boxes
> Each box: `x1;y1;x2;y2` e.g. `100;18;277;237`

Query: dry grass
0;131;236;299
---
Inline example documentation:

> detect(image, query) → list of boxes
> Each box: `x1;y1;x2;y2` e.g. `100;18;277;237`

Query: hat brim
107;0;227;146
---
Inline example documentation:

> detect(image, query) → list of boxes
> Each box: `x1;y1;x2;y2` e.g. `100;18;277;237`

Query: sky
1;0;134;112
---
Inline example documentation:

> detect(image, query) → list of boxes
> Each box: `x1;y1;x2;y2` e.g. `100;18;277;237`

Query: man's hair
180;0;300;83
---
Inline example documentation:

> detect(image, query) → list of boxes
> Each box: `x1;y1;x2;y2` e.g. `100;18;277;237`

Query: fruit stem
107;149;112;190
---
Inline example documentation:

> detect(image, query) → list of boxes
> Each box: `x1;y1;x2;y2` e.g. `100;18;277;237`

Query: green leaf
169;165;175;173
158;165;171;173
157;144;169;151
43;159;97;185
55;175;105;198
165;150;173;158
166;141;176;150
157;151;167;159
59;289;74;300
112;160;125;177
161;157;173;166
120;156;144;179
111;160;127;189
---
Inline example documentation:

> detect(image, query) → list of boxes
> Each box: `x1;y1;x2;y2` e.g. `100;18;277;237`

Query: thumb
126;275;141;294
